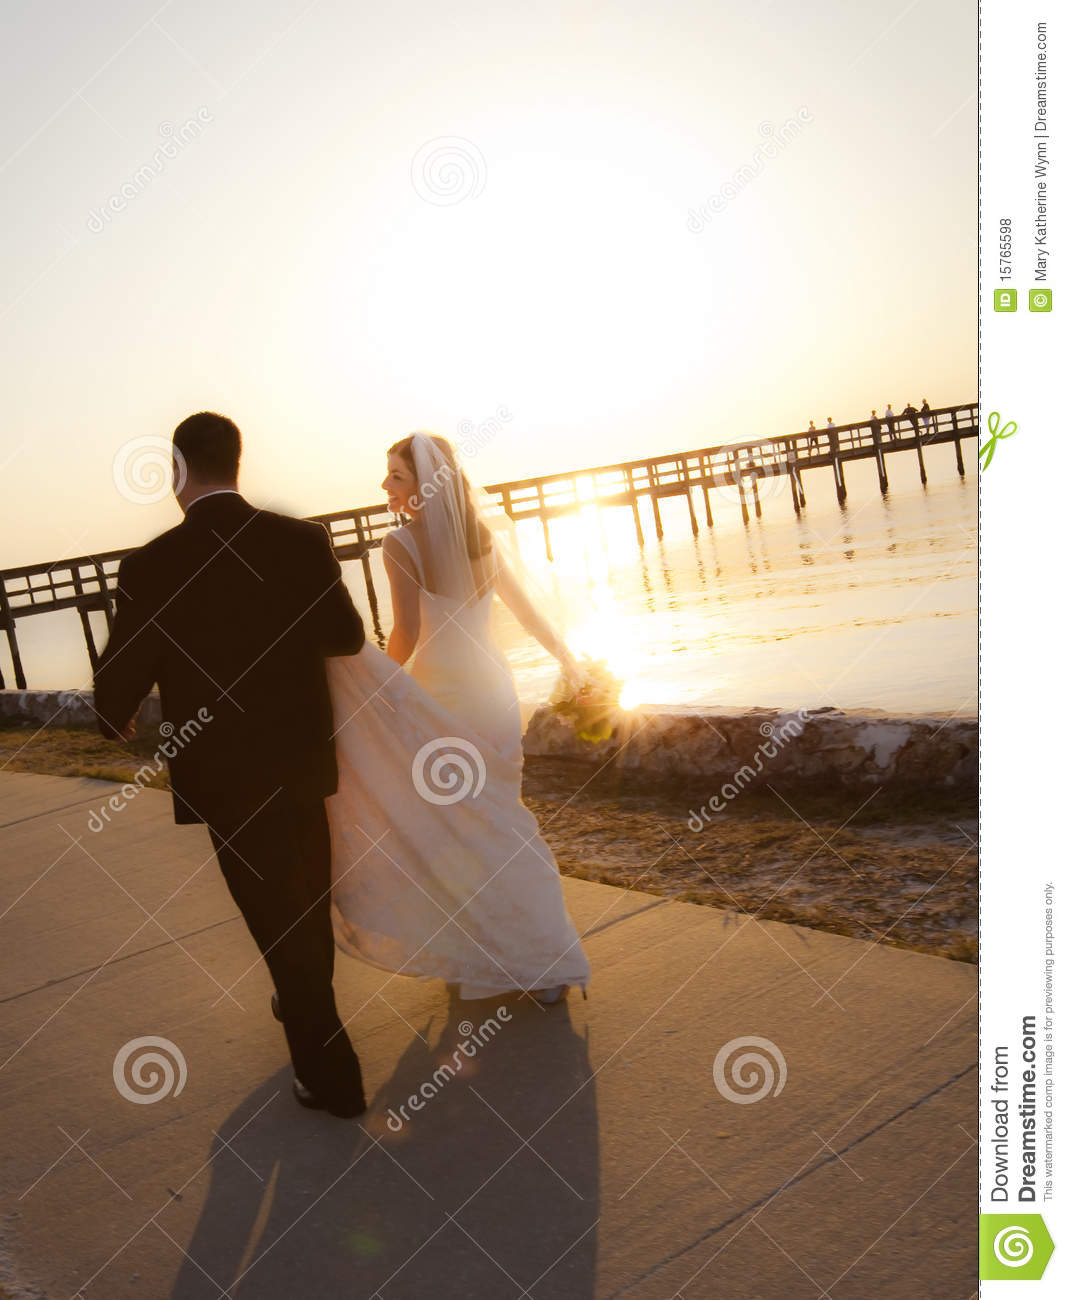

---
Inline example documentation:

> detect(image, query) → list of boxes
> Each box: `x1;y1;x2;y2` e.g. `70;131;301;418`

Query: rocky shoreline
523;702;977;792
2;691;978;793
0;689;151;729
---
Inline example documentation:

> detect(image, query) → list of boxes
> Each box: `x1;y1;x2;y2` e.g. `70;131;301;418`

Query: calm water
6;442;977;717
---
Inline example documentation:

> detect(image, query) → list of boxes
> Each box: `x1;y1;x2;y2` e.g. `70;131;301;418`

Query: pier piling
748;458;763;520
536;483;554;560
650;462;665;539
360;552;380;627
950;410;966;476
915;437;928;485
624;466;645;545
873;427;889;493
685;483;699;535
732;451;749;525
0;584;27;689
700;454;714;527
830;431;847;503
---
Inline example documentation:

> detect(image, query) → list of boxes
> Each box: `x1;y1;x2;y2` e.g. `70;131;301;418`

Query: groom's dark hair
173;412;242;481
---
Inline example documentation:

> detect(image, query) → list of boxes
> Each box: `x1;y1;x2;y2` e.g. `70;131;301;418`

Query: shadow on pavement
170;993;599;1298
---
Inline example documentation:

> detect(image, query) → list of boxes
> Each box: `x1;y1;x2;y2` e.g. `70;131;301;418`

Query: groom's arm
94;551;165;739
306;524;365;657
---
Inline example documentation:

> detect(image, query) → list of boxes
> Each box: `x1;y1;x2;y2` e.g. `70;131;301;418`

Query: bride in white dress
325;432;591;1002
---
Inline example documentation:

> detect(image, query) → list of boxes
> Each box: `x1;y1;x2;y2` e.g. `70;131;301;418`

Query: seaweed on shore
522;756;978;965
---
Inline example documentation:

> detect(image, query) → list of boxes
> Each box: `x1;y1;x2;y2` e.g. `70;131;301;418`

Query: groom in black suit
94;412;367;1117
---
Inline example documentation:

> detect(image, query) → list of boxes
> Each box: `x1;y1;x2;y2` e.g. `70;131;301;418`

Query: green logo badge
979;1214;1055;1279
979;411;1018;470
1029;288;1052;312
994;289;1017;312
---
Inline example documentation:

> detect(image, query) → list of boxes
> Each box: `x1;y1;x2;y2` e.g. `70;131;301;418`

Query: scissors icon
979;411;1017;470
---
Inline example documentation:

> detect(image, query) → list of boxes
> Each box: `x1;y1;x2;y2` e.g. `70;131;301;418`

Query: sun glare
326;112;766;447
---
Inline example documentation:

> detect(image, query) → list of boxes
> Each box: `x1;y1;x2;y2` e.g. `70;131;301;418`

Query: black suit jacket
93;493;365;825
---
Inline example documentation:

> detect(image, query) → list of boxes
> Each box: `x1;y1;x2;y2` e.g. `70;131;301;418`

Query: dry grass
0;720;169;788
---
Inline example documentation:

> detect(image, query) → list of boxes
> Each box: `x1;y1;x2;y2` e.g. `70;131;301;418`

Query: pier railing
0;401;978;689
0;550;128;693
483;402;978;551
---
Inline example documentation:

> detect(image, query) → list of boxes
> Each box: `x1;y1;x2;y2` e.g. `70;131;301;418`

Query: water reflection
485;441;979;715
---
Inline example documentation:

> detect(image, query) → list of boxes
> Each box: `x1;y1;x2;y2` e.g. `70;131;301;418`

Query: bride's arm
382;533;421;665
493;552;580;679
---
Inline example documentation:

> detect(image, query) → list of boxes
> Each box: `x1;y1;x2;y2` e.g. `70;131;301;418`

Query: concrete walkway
0;771;977;1299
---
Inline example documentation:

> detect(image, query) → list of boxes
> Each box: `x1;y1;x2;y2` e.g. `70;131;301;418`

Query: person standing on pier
884;403;897;440
920;398;932;435
902;402;920;438
869;409;882;440
807;419;819;449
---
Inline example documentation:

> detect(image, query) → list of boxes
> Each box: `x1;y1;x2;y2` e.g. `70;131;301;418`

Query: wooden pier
483;401;978;556
0;402;978;690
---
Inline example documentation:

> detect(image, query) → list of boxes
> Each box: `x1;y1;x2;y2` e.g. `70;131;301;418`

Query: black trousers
208;792;364;1107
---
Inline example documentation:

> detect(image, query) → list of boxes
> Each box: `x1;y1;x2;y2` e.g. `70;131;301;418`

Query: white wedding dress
325;525;591;1000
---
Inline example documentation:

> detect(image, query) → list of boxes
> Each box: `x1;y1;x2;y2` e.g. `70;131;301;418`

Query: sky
0;0;978;567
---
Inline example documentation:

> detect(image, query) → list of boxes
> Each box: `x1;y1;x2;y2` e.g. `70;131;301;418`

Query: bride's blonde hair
388;433;492;560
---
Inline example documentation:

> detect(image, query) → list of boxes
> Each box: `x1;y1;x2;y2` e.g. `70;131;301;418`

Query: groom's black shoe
292;1077;367;1119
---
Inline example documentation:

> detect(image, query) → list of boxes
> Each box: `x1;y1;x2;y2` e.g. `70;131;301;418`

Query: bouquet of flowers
549;657;623;743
